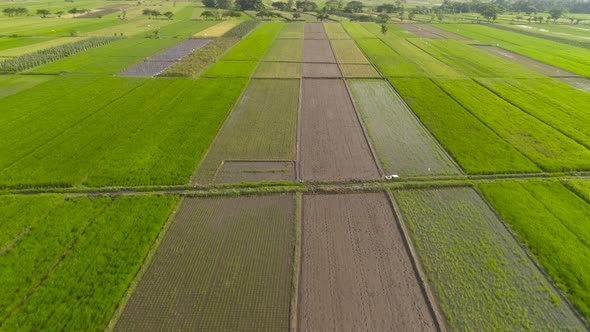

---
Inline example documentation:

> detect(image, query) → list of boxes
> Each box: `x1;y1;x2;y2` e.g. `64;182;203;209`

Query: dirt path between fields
298;192;438;331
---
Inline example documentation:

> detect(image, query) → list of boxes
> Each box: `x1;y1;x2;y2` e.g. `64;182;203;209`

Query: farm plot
0;196;111;322
221;22;283;61
355;38;423;77
29;37;182;74
299;79;380;181
329;39;369;64
341;21;375;39
395;23;443;38
322;22;350;39
0;194;61;251
409;39;544;78
359;23;466;79
435;24;590;77
476;78;590;149
302;62;341;78
348;79;461;176
436;79;590;171
2;195;177;331
192;79;299;184
474;45;580;77
302;40;336;63
0;75;53;99
119;39;212;77
276;22;304;39
299;193;437;331
419;24;471;40
392;187;586;330
389;78;540;174
0;79;191;187
114;195;295;331
194;20;241;37
201;60;257;77
339;64;380;78
84;78;247;187
0;37;87;58
252;62;300;78
262;38;303;62
480;181;590;322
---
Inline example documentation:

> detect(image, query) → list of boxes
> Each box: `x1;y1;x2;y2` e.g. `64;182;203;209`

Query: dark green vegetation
480;181;590;322
0;195;177;331
0;37;117;73
393;188;586;330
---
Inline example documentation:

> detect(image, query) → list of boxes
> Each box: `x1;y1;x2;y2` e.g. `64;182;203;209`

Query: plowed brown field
298;193;437;331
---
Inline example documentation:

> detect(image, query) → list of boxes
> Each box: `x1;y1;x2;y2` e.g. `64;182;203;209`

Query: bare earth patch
214;161;295;183
302;63;341;78
303;40;336;63
299;79;379;181
299;192;437;331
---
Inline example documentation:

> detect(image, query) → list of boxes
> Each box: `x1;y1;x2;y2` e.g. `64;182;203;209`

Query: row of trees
2;7;94;18
142;9;175;19
202;0;263;11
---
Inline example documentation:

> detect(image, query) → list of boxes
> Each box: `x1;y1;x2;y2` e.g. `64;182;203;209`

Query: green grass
1;195;177;331
0;194;62;250
480;180;590;322
0;196;111;321
193;79;299;184
341;21;376;39
84;78;247;187
389;78;540;174
393;187;585;331
436;24;590;77
113;195;294;331
201;60;258;77
435;79;590;172
348;79;460;176
221;22;284;61
476;78;590;149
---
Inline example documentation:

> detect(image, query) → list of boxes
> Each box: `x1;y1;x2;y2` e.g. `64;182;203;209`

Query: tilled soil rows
302;63;341;78
298;192;438;331
114;195;295;331
299;79;380;181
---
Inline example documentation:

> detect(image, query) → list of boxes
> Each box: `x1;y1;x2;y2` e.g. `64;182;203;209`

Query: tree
293;11;301;18
164;11;174;19
201;10;216;19
217;0;233;9
548;7;562;22
296;1;317;12
236;0;263;10
344;0;363;13
37;9;50;18
56;10;64;17
377;13;389;23
398;5;404;21
381;23;388;34
3;7;28;16
202;0;216;7
479;3;497;22
408;9;416;20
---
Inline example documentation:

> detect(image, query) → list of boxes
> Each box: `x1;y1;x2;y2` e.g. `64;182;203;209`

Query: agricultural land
1;0;590;330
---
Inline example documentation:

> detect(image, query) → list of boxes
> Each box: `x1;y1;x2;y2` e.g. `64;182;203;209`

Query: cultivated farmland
114;195;295;331
299;193;437;331
3;7;590;330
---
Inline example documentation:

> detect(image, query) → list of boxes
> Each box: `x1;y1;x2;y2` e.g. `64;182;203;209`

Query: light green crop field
221;22;283;60
436;24;590;77
201;60;258;77
393;187;586;330
477;78;590;149
0;75;53;98
480;181;590;321
435;79;590;171
348;79;460;176
389;78;540;174
356;38;423;77
330;39;370;64
565;179;590;203
262;38;303;62
1;195;177;331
